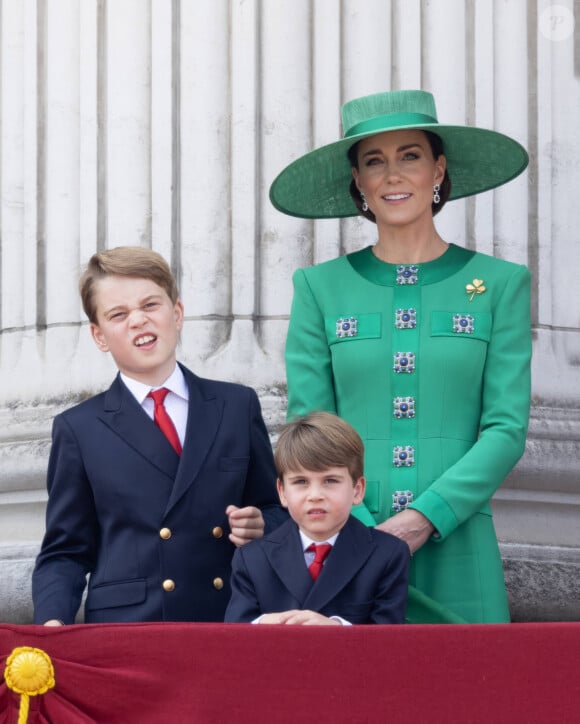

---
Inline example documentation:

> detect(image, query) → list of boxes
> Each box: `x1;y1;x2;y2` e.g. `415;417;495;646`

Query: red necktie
148;388;182;456
307;543;332;581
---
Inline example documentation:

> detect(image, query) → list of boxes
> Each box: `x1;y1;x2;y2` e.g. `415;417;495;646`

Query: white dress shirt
299;530;339;567
299;529;350;626
120;365;189;448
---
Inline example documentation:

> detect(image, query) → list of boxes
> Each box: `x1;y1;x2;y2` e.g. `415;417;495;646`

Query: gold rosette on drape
4;646;55;724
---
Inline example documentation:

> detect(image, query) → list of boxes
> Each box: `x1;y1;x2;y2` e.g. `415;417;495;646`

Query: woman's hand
376;509;435;554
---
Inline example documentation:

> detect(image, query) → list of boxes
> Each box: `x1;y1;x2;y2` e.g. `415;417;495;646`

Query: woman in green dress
270;90;531;623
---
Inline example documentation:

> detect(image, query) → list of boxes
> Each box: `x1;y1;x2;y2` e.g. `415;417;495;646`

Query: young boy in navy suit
225;412;410;625
32;246;285;625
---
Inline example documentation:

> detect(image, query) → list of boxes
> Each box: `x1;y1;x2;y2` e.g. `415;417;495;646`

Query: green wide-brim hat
269;89;529;219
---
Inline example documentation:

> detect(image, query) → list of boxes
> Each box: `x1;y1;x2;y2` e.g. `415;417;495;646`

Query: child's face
90;275;184;387
277;466;365;541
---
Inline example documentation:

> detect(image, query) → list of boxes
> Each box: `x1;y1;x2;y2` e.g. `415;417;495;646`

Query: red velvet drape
1;622;579;723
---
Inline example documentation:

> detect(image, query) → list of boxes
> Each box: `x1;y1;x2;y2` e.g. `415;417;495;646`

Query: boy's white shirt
299;530;339;564
120;364;189;447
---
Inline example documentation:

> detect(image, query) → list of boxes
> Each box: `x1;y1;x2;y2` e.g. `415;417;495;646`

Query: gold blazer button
162;579;175;592
159;528;172;540
213;577;224;590
212;526;223;539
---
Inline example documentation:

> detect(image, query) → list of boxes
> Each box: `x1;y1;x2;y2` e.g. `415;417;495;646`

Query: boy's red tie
148;388;182;456
306;543;332;580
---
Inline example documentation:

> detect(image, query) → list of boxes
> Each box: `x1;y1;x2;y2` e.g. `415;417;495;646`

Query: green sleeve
285;267;337;419
410;264;532;540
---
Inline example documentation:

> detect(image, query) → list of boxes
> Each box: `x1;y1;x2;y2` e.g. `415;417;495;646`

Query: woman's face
352;129;446;229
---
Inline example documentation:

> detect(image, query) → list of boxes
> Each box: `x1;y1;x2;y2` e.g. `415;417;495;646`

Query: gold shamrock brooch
466;279;486;302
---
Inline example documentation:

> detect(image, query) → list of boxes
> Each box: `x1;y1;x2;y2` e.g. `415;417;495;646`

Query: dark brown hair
275;412;364;483
348;130;452;220
79;246;179;324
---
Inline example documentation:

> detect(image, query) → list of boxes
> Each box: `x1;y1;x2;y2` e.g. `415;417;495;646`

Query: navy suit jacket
32;364;286;624
225;516;410;624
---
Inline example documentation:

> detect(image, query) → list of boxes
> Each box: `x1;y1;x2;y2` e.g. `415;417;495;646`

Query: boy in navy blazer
32;246;285;625
225;412;410;625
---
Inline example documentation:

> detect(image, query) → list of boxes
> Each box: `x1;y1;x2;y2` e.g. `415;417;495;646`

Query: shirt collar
120;364;189;405
299;529;339;551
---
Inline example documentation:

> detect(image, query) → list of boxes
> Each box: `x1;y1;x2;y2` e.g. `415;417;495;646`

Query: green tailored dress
285;243;531;623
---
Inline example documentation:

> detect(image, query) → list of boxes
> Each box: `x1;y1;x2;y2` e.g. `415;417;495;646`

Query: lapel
98;374;179;480
303;516;377;611
164;365;223;515
97;367;223;516
264;520;314;605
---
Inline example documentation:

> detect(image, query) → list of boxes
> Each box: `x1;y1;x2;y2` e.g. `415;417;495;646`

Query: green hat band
346;112;438;138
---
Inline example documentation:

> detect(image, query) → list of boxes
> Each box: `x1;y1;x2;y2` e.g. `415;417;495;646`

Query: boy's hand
259;610;340;626
226;505;265;547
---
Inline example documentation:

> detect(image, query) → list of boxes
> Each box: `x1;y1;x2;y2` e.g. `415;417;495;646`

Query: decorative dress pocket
430;311;491;342
326;313;382;345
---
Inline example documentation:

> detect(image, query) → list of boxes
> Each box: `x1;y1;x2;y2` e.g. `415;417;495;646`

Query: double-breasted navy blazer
225;515;410;624
32;364;286;624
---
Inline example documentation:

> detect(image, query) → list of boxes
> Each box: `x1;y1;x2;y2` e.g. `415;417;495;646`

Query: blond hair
79;246;179;323
275;412;364;482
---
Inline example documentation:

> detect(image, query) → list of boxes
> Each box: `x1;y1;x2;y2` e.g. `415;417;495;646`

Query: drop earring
361;192;369;212
433;184;441;204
